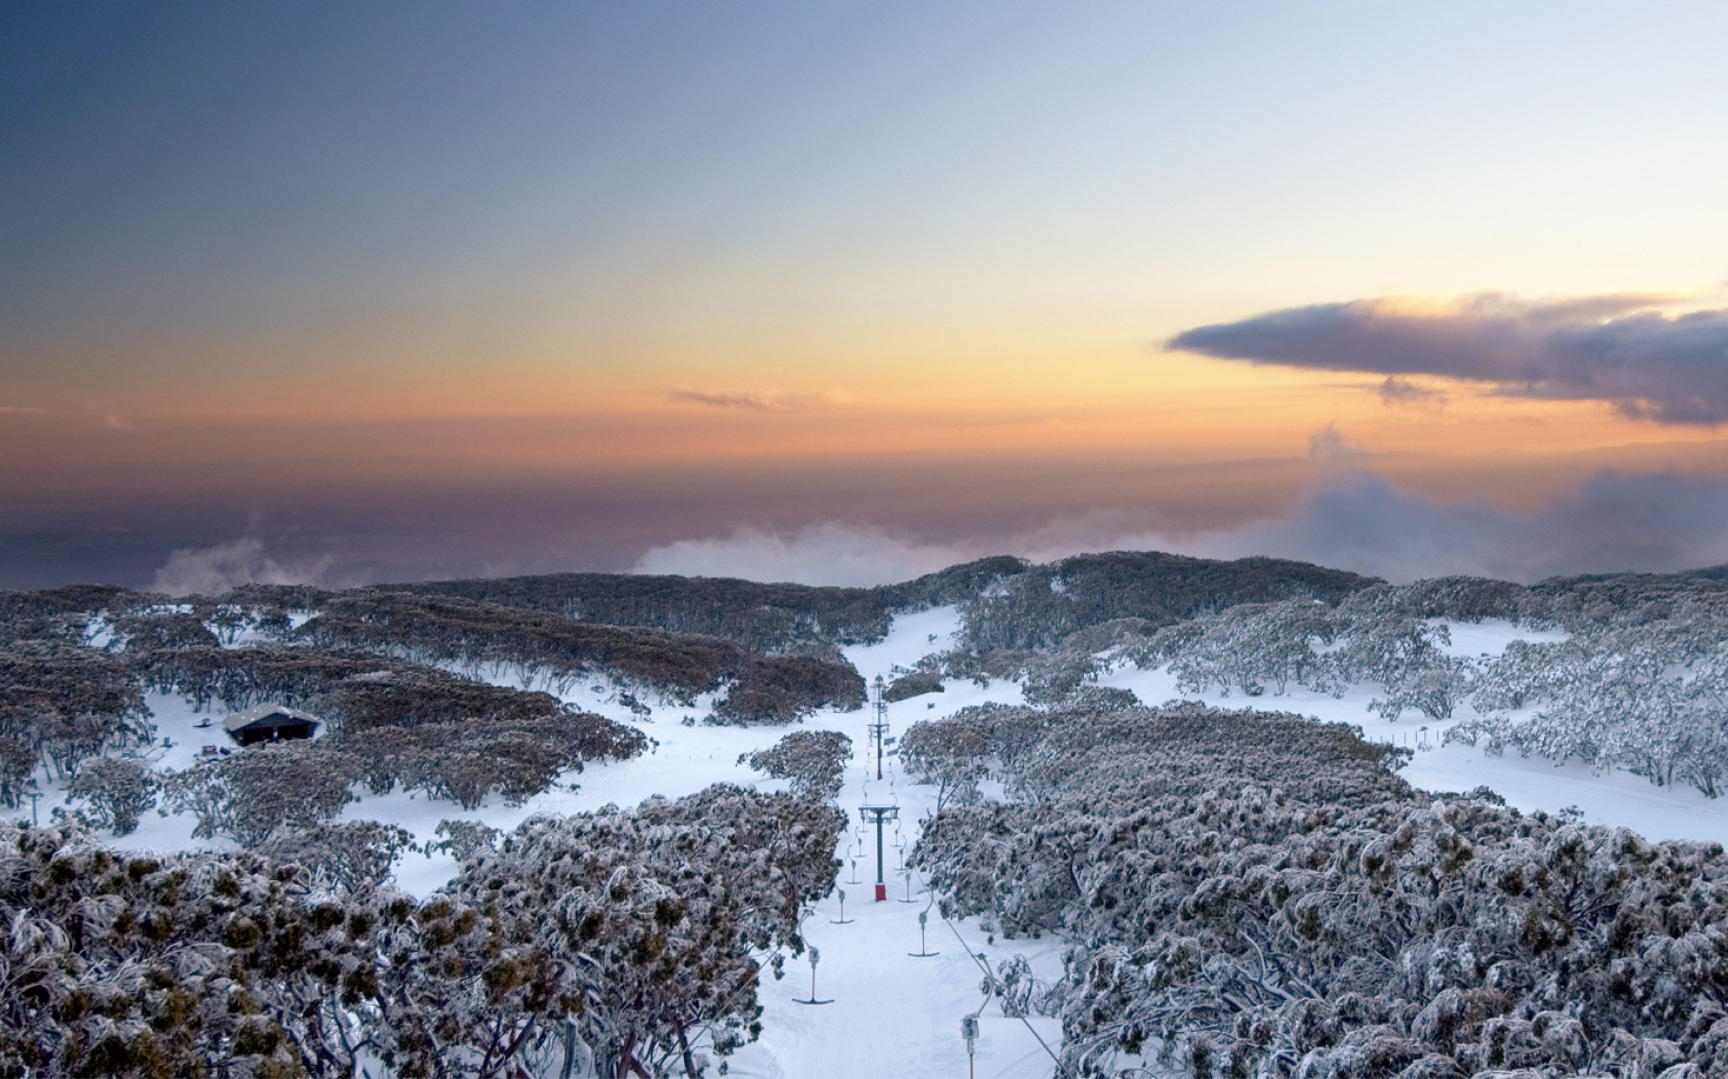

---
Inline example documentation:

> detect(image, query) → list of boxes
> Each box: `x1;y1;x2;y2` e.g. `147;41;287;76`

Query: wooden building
223;704;322;746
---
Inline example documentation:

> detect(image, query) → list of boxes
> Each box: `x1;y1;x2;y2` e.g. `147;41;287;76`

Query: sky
5;1;1728;592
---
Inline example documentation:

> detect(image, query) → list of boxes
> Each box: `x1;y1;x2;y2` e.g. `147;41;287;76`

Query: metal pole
909;909;938;957
869;675;889;780
794;946;832;1005
859;805;899;901
876;816;884;886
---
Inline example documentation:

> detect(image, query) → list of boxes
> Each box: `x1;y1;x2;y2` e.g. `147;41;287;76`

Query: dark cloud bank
1170;293;1728;424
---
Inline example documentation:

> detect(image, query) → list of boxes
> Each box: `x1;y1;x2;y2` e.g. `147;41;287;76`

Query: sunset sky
5;1;1728;591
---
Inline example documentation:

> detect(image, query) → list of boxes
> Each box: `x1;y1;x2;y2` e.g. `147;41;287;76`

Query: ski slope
13;606;1728;1077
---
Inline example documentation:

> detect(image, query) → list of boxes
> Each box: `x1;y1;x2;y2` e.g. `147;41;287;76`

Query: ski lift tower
858;804;900;901
868;675;890;780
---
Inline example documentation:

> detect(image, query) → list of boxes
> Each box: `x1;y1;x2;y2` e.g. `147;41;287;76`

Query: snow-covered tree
740;729;852;801
1455;598;1728;796
1167;598;1340;698
63;755;156;835
257;819;414;892
1369;657;1475;722
162;740;362;845
898;714;990;811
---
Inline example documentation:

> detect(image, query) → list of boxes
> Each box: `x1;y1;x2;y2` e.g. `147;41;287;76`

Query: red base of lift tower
859;805;900;903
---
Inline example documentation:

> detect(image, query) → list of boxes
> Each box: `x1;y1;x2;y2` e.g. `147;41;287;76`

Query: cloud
151;537;334;597
1168;292;1728;424
0;403;137;430
634;523;973;587
633;466;1728;588
668;388;842;413
1306;421;1365;465
1180;467;1728;583
1377;376;1446;408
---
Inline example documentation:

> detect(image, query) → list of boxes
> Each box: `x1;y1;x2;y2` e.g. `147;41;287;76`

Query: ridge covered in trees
377;555;1029;655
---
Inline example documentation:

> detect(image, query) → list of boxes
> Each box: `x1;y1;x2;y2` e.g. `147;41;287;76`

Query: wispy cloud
151;537;334;597
635;523;970;587
1306;421;1365;465
668;388;843;413
1377;376;1446;409
1168;292;1728;425
0;403;137;430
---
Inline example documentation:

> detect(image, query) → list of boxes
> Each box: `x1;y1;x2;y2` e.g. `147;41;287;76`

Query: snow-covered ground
724;607;1059;1078
12;606;1728;1077
19;607;1058;1078
1095;617;1728;848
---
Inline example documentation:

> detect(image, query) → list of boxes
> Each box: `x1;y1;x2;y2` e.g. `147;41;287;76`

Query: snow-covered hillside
12;598;1728;1077
1093;616;1728;850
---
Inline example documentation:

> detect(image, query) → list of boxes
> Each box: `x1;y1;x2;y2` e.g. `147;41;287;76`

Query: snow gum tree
256;819;415;893
740;729;852;801
64;755;157;836
0;637;151;783
1167;599;1339;698
898;713;990;811
1456;594;1728;796
1369;658;1474;723
162;740;362;846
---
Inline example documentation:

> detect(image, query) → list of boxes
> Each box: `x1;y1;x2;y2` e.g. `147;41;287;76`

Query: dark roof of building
221;704;323;734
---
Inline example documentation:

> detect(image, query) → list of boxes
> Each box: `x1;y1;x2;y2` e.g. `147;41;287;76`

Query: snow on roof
221;704;323;733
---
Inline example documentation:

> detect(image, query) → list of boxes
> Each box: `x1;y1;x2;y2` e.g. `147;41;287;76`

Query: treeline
386;555;1027;654
0;590;154;809
297;592;867;722
122;642;648;818
1457;586;1728;798
386;573;893;654
0;785;842;1078
908;701;1728;1077
957;551;1380;652
1030;573;1728;800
